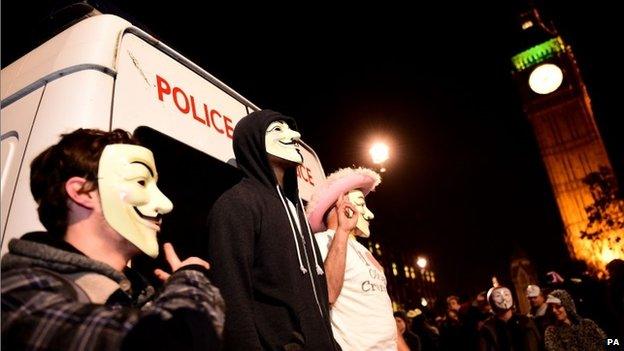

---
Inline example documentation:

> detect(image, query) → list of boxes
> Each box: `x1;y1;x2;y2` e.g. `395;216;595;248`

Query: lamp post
416;256;430;307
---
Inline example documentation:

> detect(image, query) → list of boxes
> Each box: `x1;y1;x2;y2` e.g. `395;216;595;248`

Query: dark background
2;1;622;298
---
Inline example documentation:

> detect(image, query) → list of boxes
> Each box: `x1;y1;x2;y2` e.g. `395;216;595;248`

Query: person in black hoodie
478;286;541;351
205;110;338;350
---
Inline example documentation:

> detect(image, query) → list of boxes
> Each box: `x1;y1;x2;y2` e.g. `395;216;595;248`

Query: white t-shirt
315;229;397;351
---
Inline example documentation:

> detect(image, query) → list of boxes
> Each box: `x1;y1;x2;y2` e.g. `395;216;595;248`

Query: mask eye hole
137;180;146;187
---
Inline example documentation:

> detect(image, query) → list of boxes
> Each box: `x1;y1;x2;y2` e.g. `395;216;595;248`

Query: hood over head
547;289;580;321
233;109;300;200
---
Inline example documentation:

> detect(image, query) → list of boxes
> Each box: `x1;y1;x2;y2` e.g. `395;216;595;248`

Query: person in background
446;295;462;313
439;308;470;351
478;286;540;351
411;308;441;351
461;290;493;350
543;289;606;351
395;310;422;351
526;284;550;337
1;128;224;351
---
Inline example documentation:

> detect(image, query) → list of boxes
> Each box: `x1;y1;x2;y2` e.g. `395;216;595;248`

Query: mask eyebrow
131;161;154;176
267;121;287;131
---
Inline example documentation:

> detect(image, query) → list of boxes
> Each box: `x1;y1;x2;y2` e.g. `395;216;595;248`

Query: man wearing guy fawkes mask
205;110;339;350
1;128;224;351
305;167;397;350
477;286;541;351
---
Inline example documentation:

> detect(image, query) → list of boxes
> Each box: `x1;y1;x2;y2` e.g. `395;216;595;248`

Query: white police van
1;11;325;259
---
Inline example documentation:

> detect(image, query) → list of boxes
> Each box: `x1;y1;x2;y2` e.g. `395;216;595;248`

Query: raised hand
336;193;358;234
154;242;210;281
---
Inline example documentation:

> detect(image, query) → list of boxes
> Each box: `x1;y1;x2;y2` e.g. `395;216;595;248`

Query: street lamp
369;142;389;172
416;257;427;269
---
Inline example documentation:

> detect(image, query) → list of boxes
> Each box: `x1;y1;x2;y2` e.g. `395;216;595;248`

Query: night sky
2;1;622;298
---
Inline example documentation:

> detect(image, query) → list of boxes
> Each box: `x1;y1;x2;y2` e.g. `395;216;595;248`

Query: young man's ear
65;177;97;209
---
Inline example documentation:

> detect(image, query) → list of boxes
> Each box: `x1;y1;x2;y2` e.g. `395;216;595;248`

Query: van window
1;132;19;193
131;126;242;284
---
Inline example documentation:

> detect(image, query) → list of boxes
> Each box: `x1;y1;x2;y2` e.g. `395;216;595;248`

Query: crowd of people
1;109;619;350
393;274;623;351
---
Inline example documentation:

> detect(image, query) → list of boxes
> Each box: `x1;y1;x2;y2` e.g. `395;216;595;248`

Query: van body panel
112;33;249;165
1;71;113;254
1;15;129;101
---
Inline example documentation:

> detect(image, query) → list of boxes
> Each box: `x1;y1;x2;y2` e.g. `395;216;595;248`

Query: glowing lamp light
528;63;564;95
421;297;428;307
369;142;389;164
416;257;427;269
521;20;533;30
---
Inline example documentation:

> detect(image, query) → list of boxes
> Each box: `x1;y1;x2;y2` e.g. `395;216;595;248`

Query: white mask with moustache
265;120;303;164
98;144;173;258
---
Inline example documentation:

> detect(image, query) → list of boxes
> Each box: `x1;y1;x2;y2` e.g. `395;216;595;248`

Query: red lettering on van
156;75;170;101
204;104;212;127
190;96;206;125
306;167;314;186
154;74;236;140
297;165;315;186
172;87;190;113
223;116;234;139
210;110;224;134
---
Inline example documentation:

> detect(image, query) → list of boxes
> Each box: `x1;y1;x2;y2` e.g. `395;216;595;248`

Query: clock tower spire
511;6;623;275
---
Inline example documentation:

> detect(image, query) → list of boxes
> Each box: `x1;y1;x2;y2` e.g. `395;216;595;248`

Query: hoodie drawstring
298;197;324;275
276;186;307;274
276;186;325;318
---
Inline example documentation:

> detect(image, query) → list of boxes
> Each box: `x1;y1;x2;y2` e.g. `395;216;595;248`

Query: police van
1;11;325;261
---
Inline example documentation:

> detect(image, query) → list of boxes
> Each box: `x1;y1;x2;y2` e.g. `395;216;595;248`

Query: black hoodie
205;110;338;350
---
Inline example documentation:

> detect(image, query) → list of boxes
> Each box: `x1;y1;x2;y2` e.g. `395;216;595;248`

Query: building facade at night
511;8;624;275
363;238;439;312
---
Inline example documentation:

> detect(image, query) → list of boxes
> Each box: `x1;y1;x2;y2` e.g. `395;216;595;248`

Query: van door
1;87;44;245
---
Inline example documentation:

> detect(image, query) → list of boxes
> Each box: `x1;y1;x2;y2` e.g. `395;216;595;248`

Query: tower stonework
510;255;537;315
511;9;623;275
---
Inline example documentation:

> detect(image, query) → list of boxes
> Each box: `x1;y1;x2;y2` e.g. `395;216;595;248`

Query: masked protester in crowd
306;167;396;350
1;128;224;351
478;286;540;351
543;289;606;351
204;110;338;350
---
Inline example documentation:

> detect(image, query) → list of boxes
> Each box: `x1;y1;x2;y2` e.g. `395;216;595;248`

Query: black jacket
205;110;337;350
478;313;541;351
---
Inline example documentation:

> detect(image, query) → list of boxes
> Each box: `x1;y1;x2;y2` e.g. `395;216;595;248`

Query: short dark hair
446;295;460;304
30;128;139;236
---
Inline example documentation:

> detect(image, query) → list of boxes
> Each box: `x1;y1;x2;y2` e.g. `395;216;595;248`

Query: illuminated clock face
528;63;564;95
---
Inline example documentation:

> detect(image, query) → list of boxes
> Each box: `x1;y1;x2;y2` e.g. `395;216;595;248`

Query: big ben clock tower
511;8;623;275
